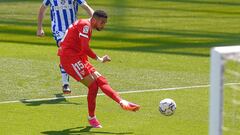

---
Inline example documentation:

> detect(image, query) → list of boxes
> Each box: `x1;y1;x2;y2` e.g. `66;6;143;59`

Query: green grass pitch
0;0;240;134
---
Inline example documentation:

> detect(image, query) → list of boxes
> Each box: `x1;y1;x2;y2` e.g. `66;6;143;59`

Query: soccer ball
159;98;176;116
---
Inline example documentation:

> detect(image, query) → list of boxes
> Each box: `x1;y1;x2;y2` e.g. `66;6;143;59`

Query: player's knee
96;76;108;86
88;81;98;95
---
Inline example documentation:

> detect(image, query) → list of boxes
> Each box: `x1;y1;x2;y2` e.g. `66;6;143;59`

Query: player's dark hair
93;10;108;19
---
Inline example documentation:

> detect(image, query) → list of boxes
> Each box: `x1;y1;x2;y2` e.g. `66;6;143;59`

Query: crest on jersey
55;31;64;39
83;25;89;34
61;0;66;5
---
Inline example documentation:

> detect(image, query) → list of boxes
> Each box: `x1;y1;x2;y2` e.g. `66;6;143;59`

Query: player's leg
79;74;99;118
56;33;71;94
60;57;140;128
92;71;140;112
79;75;102;128
80;73;139;128
91;72;121;103
59;65;71;94
60;56;102;128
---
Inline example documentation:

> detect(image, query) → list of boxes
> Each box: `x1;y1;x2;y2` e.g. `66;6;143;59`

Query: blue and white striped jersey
43;0;85;42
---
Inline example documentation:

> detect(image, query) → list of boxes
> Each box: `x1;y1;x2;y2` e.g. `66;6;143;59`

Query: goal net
209;46;240;135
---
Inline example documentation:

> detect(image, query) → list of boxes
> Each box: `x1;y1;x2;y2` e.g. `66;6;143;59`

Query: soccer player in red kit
58;10;140;128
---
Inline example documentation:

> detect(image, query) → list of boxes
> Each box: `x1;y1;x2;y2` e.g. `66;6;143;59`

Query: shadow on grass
20;93;81;106
2;0;240;6
1;12;240;57
0;39;55;46
0;19;43;27
41;126;133;135
93;2;240;15
1;27;240;57
158;0;240;6
0;0;39;3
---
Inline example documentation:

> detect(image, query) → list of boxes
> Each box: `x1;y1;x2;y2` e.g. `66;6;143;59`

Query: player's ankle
119;99;128;105
88;115;96;120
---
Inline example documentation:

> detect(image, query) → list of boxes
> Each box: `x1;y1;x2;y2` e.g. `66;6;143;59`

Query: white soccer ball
159;98;176;116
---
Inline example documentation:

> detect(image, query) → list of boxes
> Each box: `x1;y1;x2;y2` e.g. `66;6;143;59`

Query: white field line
0;83;239;104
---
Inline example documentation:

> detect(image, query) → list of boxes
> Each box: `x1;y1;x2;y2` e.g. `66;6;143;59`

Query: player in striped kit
37;0;94;94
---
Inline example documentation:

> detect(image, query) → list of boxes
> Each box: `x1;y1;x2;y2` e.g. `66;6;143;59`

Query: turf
0;0;240;134
0;88;209;135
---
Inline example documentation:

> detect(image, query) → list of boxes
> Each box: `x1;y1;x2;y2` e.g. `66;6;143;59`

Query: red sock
87;81;98;117
96;76;121;103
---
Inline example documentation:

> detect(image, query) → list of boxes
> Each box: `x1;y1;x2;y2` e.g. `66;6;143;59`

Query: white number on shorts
71;61;85;79
73;61;84;71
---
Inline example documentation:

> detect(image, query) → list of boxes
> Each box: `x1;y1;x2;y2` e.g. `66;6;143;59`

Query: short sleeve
43;0;50;7
76;20;96;59
77;0;86;5
76;20;91;39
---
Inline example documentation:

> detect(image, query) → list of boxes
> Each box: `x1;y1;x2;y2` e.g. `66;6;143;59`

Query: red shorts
60;55;96;81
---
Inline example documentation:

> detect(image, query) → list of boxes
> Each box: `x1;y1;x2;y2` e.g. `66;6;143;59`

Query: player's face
95;18;107;31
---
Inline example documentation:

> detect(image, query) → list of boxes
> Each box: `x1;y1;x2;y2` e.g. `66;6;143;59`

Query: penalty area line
0;83;239;104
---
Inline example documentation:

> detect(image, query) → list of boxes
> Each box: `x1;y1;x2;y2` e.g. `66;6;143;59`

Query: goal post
209;46;240;135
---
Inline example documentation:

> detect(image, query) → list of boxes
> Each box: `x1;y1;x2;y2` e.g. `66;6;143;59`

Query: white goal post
209;45;240;135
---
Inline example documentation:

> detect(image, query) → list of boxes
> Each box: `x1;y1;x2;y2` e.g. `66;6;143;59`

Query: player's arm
84;45;111;63
37;4;47;37
80;1;94;17
77;20;110;63
79;32;110;63
96;55;111;63
79;34;96;58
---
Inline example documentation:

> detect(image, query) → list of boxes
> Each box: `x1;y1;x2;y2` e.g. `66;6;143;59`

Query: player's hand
102;55;111;63
37;29;45;37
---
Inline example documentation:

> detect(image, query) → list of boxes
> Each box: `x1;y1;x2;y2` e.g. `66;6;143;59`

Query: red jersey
58;19;97;59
